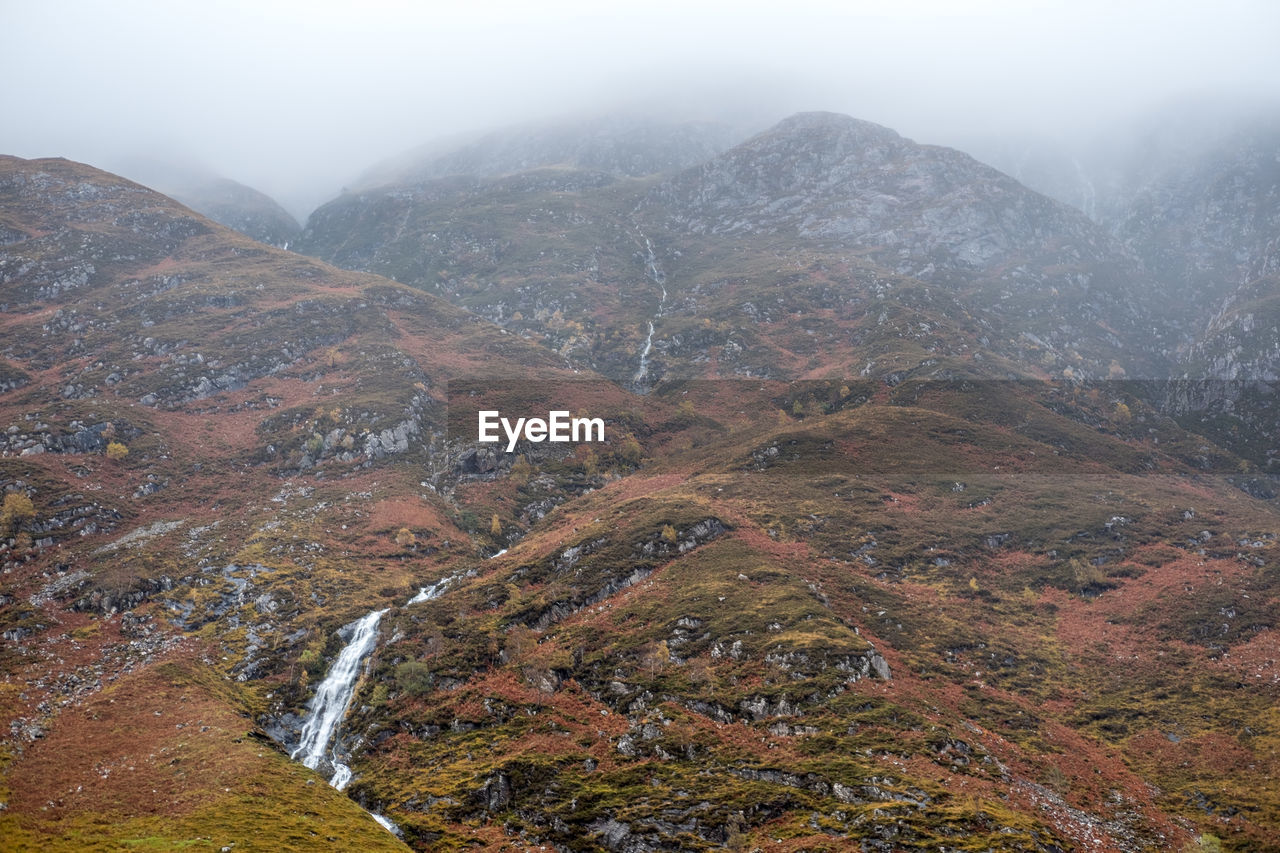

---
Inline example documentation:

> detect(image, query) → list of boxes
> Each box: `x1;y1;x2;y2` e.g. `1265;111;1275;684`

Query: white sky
3;0;1278;216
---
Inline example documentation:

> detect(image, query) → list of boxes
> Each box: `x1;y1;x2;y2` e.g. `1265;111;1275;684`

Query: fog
3;0;1278;218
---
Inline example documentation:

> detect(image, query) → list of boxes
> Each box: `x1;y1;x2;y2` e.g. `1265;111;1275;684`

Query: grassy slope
332;384;1279;851
0;652;409;852
0;156;595;850
2;156;1278;851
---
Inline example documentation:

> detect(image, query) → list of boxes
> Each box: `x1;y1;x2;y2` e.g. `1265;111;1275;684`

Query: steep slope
0;155;620;851
167;176;303;248
1085;112;1280;475
962;132;1115;224
968;105;1280;332
1167;271;1280;479
1113;115;1280;317
299;112;1170;389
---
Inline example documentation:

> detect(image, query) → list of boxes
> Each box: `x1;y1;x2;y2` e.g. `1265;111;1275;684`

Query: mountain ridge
299;110;1178;392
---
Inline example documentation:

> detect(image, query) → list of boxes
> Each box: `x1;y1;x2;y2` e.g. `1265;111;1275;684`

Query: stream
291;575;471;834
291;608;387;790
632;235;667;388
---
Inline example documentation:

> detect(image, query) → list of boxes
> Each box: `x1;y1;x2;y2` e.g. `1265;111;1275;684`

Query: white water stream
290;575;478;831
632;237;668;387
292;608;387;790
407;577;450;605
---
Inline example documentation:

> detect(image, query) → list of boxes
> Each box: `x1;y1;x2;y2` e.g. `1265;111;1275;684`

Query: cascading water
292;608;387;790
407;578;449;605
632;236;668;388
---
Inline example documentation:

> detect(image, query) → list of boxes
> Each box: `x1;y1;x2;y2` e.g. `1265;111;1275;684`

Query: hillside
1;134;1279;853
0;154;623;850
167;176;303;249
1113;115;1280;319
971;106;1280;335
300;112;1170;391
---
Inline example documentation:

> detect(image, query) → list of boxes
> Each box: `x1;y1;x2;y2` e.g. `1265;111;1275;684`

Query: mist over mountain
6;2;1279;220
969;99;1280;450
301;110;1175;389
4;94;1280;850
356;115;753;189
3;3;1280;851
165;177;302;249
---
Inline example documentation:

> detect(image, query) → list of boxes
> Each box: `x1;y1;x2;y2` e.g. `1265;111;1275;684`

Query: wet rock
480;772;513;811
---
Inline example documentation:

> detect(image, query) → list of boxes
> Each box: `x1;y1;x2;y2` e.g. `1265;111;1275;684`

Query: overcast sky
3;0;1278;217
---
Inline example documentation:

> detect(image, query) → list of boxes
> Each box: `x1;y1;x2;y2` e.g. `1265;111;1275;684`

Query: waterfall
633;321;656;384
408;577;450;605
632;236;668;388
371;812;400;835
292;608;387;790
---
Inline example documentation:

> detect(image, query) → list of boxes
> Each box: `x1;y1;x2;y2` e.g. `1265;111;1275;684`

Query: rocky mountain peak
766;110;903;145
659;111;912;208
648;110;1088;249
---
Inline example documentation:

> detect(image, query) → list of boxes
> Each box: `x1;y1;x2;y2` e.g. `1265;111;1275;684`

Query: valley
0;106;1277;852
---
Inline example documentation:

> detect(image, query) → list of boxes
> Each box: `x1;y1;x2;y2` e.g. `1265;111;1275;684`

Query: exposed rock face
0;419;138;457
298;111;1173;385
1166;273;1280;473
643;111;1161;370
524;519;728;630
1188;275;1280;383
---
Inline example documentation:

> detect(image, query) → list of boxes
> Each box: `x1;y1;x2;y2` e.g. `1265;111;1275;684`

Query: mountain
90;157;305;249
970;105;1280;322
2;111;1280;853
968;104;1280;479
301;112;1170;390
1112;115;1280;318
1099;112;1280;475
0;154;618;850
356;115;748;189
636;112;1167;377
166;176;303;248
